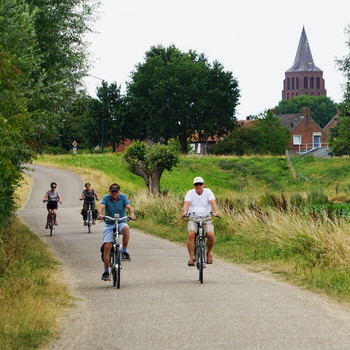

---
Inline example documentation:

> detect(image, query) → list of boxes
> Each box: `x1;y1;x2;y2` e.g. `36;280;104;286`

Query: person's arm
209;199;219;216
126;204;136;220
43;193;48;202
94;190;100;201
57;193;62;203
79;191;85;201
98;203;105;219
182;200;191;217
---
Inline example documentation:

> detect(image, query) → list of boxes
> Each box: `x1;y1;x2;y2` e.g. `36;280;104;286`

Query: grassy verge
132;193;350;304
0;174;73;350
0;219;72;350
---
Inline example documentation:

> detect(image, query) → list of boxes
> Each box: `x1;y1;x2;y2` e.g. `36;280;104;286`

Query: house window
293;135;302;145
292;77;295;89
287;78;290;90
296;78;299;89
304;77;308;89
197;143;201;154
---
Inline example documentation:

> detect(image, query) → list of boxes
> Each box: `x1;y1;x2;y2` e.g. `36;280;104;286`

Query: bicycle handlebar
103;215;131;222
181;212;220;219
43;199;61;203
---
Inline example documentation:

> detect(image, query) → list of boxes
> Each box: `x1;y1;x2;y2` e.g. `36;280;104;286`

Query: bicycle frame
193;215;208;284
104;214;130;288
44;199;59;236
87;202;93;233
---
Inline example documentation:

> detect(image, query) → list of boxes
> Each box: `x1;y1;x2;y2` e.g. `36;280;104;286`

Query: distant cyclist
43;182;62;229
80;183;100;225
182;177;220;266
97;183;136;281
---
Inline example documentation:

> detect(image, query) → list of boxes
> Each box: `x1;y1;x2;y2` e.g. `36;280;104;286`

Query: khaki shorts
187;217;214;234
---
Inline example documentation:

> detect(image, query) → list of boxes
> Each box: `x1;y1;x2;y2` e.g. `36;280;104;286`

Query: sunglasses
110;189;119;193
51;186;56;188
194;183;203;186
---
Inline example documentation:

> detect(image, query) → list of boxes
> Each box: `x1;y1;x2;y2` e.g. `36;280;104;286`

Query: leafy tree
328;116;350;156
209;110;290;155
123;141;179;193
336;24;350;116
0;52;32;222
275;95;337;128
125;45;240;153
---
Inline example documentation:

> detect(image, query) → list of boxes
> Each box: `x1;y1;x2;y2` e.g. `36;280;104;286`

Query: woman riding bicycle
43;182;62;229
80;183;100;225
182;177;220;266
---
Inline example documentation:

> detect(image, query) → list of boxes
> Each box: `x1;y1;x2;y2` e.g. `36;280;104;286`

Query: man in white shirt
182;176;220;266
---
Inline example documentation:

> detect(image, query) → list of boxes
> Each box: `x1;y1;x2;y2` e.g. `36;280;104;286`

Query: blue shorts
102;223;128;243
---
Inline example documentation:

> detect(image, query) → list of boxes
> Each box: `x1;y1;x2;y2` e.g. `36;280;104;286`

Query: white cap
193;176;204;184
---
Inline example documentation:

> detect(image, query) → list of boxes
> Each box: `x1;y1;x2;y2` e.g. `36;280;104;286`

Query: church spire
286;27;321;72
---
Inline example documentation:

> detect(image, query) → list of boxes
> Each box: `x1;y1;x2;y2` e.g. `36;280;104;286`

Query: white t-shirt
184;188;215;216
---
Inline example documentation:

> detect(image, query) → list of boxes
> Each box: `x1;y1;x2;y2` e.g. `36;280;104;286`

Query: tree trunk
128;163;164;193
178;132;188;154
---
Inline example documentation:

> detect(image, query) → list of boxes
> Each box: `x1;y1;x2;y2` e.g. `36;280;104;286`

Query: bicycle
183;212;218;284
84;200;97;233
44;199;59;236
103;214;130;288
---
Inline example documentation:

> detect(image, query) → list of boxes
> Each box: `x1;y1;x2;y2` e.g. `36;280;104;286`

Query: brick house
323;113;339;137
276;107;328;153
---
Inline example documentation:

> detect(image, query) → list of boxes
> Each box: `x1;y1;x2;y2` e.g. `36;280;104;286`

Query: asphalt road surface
18;164;350;350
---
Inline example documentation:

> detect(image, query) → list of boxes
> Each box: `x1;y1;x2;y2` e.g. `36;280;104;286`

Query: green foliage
306;187;330;205
328;115;350;156
275;95;337;128
125;44;240;153
209;110;290;155
336;24;350;116
123;141;180;192
0;51;33;223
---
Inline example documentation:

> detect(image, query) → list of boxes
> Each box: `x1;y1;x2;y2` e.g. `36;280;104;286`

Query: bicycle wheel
111;250;117;286
116;245;121;289
198;239;205;284
87;210;92;233
49;213;54;236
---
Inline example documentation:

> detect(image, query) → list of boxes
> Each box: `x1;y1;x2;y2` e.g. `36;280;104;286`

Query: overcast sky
83;0;350;119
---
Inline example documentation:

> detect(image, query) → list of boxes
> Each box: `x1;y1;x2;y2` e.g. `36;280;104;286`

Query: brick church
282;27;326;100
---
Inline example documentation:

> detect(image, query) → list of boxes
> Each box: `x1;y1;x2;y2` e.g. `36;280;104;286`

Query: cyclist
182;177;219;266
97;183;136;281
80;183;100;225
43;182;62;229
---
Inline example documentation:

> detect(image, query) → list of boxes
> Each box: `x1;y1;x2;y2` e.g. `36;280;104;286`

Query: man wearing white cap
182;176;220;266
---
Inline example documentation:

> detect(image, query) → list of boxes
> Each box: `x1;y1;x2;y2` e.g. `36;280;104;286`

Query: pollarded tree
123;141;179;193
125;45;240;153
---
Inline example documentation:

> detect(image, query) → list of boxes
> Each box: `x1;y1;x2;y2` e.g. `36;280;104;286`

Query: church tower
282;27;326;100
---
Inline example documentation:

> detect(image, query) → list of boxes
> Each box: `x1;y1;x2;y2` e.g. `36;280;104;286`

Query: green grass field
34;153;350;305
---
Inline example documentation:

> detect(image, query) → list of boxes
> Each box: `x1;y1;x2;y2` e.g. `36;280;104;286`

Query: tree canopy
274;95;337;128
336;24;350;117
123;141;179;193
0;0;98;220
209;110;290;156
125;45;240;153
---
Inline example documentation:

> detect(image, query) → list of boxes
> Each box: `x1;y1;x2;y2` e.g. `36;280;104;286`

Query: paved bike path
18;164;350;349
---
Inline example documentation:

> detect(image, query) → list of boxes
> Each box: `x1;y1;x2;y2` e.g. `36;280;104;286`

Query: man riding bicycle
98;183;136;281
182;177;219;266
